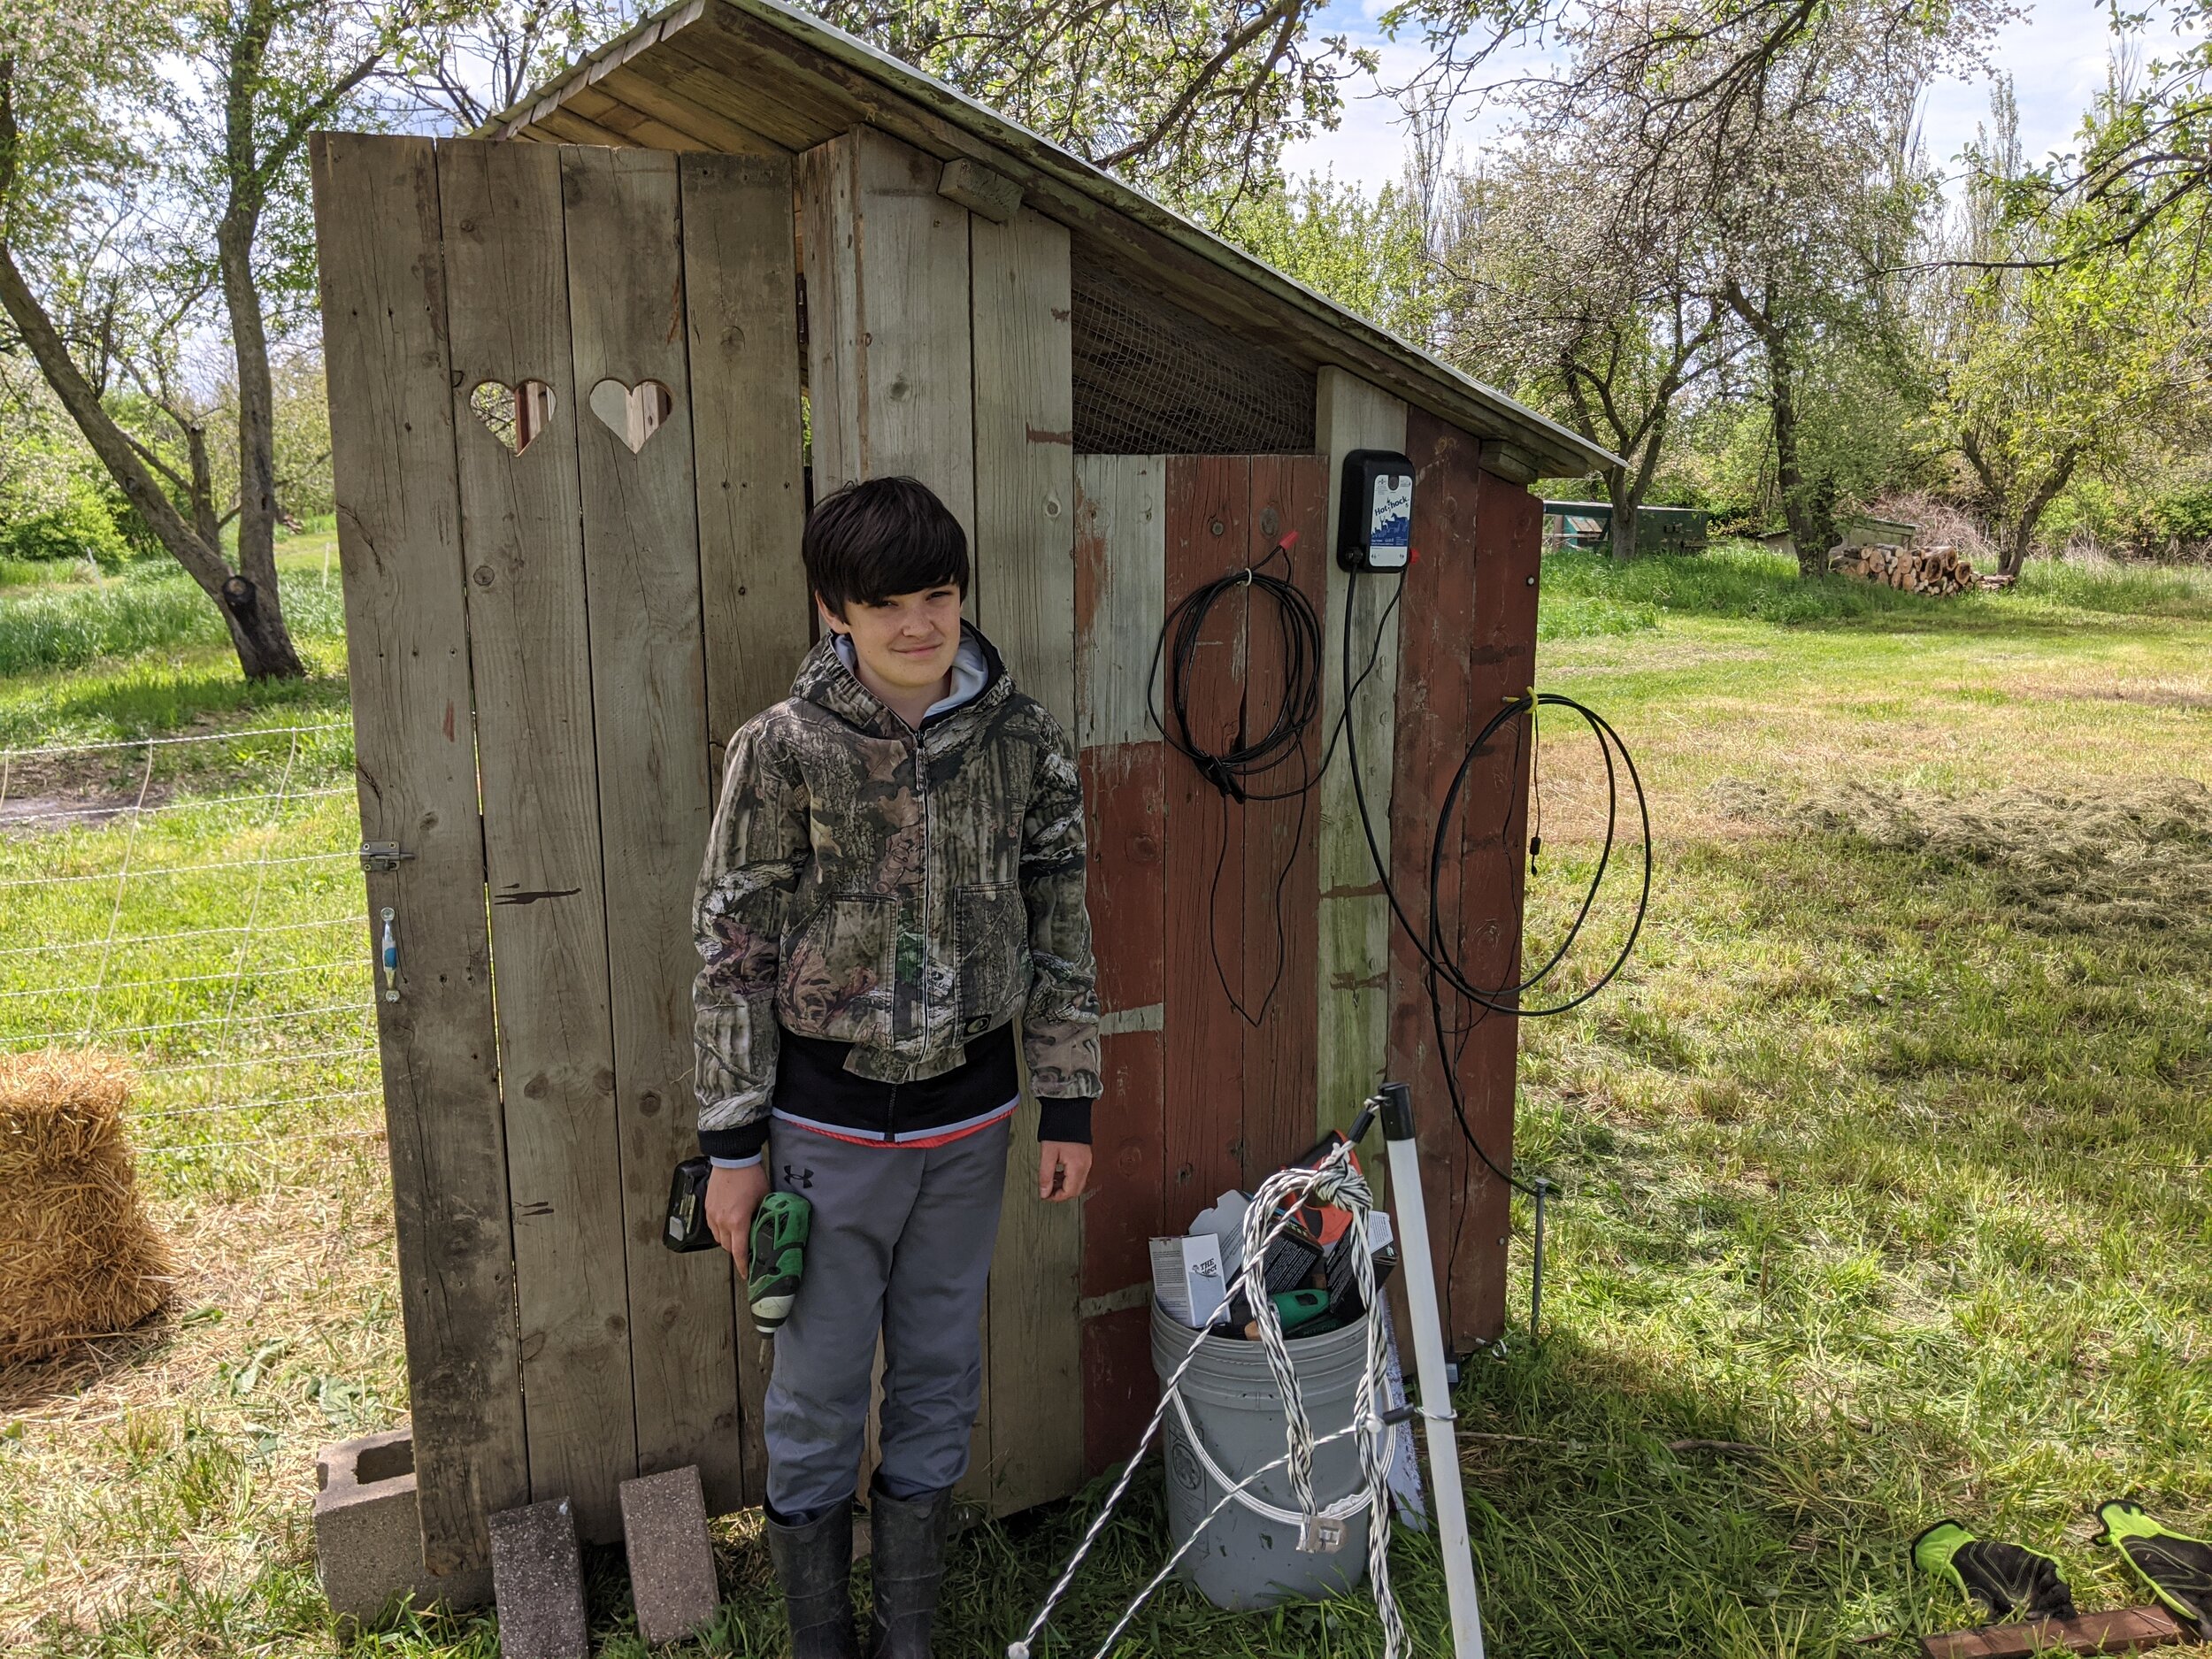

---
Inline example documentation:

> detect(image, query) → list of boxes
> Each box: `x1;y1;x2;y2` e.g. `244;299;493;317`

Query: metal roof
476;0;1620;480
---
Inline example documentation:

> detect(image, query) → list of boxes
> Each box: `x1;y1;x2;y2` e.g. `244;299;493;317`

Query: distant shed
309;0;1617;1585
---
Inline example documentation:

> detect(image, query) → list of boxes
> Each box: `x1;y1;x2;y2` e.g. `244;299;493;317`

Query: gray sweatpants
762;1116;1012;1518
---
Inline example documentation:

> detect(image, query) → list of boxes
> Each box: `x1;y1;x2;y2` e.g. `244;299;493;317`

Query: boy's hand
705;1163;771;1274
1038;1141;1092;1202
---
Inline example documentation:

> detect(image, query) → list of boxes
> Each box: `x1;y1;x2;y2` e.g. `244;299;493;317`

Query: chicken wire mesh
1071;262;1317;457
0;723;380;1168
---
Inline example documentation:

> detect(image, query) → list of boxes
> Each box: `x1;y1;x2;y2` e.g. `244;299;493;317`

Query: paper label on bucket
1150;1233;1227;1329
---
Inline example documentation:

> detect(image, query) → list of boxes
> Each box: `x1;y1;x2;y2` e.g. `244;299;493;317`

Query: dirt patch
0;789;166;835
1712;774;2212;934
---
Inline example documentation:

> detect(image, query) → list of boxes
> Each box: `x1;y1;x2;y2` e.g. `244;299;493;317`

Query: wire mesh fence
0;722;381;1164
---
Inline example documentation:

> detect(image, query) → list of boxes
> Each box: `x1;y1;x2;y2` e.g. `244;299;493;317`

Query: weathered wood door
312;132;808;1570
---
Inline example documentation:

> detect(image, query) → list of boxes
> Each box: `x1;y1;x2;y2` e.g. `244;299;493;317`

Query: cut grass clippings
3;545;2210;1655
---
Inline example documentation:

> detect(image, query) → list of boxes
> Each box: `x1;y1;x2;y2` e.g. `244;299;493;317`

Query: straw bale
0;1050;172;1362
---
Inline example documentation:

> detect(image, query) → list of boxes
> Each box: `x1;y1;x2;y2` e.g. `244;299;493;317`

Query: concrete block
314;1425;492;1625
489;1496;588;1659
619;1465;719;1644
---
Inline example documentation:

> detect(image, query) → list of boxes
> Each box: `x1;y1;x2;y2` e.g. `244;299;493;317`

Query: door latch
359;841;414;873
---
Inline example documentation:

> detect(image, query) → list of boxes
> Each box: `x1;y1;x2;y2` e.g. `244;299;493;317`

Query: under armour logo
781;1163;815;1190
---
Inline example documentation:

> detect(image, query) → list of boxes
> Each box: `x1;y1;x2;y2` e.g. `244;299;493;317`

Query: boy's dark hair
803;476;968;616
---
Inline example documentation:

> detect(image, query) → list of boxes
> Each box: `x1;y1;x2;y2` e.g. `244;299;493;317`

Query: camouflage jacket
692;626;1102;1153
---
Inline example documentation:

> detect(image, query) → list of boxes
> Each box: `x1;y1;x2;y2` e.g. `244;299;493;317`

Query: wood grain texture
1072;456;1165;753
1449;461;1540;1342
681;150;810;758
1072;456;1168;1399
1161;456;1248;1214
1080;1302;1156;1478
595;63;788;157
1238;455;1326;1181
798;122;991;1503
1313;371;1407;1154
970;204;1081;1515
797;127;976;542
434;137;637;1538
562;144;744;1527
679;148;809;1507
1388;408;1524;1354
310;131;526;1574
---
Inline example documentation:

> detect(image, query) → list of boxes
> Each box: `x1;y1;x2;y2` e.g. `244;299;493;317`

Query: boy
692;476;1102;1659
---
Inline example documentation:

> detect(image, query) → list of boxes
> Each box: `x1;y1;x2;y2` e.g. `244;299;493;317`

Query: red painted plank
1083;742;1166;1018
1239;454;1329;1181
1449;465;1541;1340
1081;1305;1159;1476
1084;1028;1164;1298
1391;409;1486;1352
1162;455;1250;1214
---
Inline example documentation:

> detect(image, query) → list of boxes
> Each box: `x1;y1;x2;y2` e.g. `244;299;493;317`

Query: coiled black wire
1339;565;1654;1195
1147;539;1325;804
1146;538;1328;1025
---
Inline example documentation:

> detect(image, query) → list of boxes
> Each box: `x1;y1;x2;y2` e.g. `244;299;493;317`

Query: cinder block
314;1425;492;1625
619;1465;719;1644
489;1496;589;1659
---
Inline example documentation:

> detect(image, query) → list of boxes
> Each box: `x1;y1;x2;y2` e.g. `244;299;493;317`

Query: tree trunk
1603;467;1641;561
0;57;302;682
1998;451;2081;579
214;8;303;680
214;208;303;680
1765;337;1834;576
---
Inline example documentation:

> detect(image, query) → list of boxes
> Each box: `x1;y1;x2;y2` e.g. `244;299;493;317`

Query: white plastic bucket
1148;1297;1375;1609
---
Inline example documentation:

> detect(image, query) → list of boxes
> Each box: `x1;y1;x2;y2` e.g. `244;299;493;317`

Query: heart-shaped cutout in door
588;378;674;454
469;380;557;456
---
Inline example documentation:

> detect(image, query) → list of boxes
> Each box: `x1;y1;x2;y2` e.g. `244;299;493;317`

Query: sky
1279;0;2183;198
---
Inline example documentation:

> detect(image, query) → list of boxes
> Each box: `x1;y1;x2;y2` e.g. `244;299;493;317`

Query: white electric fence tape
1009;1141;1409;1659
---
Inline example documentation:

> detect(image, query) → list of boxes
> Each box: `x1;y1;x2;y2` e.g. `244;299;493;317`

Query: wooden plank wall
1075;453;1333;1469
562;145;746;1529
317;132;809;1553
1071;456;1166;1472
1314;370;1408;1155
680;148;810;1504
970;205;1084;1515
1389;408;1538;1351
311;133;528;1578
439;139;635;1541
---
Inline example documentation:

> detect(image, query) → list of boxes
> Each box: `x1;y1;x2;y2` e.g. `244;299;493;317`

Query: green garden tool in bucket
748;1191;810;1337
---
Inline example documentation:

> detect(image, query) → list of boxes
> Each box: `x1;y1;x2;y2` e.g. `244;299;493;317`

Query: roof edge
473;0;1622;479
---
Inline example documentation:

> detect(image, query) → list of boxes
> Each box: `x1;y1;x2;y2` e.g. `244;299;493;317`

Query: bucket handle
1168;1389;1373;1529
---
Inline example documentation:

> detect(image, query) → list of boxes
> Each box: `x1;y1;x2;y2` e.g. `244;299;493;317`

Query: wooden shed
309;0;1613;1586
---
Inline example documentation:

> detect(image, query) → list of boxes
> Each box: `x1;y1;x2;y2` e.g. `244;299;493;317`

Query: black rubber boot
765;1502;862;1659
867;1481;954;1659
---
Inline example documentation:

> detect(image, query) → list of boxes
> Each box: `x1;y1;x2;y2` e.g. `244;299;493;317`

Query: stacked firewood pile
1828;541;1981;595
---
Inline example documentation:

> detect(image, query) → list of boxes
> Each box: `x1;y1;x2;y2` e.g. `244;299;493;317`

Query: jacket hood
790;621;1010;735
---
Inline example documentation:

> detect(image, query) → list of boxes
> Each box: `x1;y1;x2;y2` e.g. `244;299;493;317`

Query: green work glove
1912;1518;2077;1623
2095;1501;2212;1629
747;1191;810;1338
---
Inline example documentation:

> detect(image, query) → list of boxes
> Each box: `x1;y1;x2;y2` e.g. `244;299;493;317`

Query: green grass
0;533;348;682
4;545;2211;1656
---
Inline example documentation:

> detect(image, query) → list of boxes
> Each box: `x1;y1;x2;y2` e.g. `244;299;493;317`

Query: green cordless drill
747;1190;810;1337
